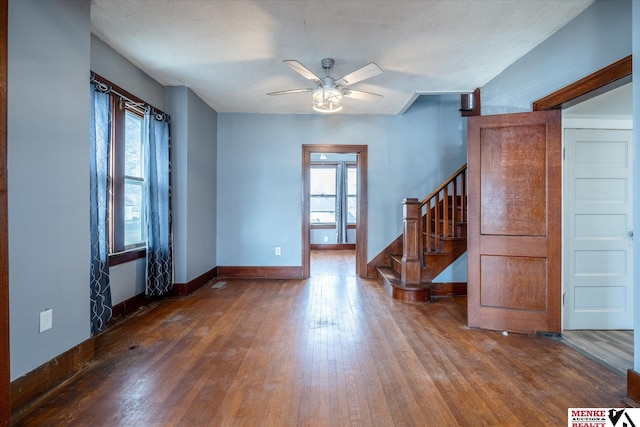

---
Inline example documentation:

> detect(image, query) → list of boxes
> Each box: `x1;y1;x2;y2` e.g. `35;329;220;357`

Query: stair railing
416;165;467;267
400;164;467;283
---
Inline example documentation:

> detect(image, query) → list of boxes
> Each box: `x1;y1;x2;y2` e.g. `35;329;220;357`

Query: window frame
309;162;338;226
346;162;357;224
90;73;148;265
92;72;168;266
309;161;358;227
109;100;147;263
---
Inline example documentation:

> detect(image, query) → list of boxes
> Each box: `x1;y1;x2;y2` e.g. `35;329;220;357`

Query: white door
564;128;633;329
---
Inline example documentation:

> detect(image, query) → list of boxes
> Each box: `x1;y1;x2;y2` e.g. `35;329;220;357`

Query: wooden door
467;110;561;334
564;128;633;329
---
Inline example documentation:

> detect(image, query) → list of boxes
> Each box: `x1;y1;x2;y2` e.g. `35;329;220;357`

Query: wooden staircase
375;164;467;302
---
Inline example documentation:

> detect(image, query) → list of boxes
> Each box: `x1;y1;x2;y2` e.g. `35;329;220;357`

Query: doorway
308;153;358;276
560;82;634;374
530;59;632;327
309;153;357;250
302;145;368;278
562;109;634;329
562;82;634;330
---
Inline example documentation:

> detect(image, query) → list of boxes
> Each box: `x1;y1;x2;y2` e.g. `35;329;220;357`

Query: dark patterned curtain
144;109;173;296
89;82;113;334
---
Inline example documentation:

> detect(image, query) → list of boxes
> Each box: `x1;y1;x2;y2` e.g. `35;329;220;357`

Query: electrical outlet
275;246;281;256
324;236;329;242
39;309;52;333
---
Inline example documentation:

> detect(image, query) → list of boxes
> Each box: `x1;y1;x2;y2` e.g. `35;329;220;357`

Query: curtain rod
90;72;170;122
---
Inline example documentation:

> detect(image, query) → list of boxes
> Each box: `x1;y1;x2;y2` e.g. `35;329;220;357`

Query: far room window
310;162;358;225
310;165;337;224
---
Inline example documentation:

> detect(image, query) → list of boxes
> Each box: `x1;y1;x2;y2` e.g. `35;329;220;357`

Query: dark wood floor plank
11;250;631;426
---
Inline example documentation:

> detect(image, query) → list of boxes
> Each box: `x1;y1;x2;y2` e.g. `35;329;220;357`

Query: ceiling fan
267;58;383;113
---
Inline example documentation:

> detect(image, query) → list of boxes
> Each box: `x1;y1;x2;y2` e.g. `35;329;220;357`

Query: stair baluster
418;164;467;264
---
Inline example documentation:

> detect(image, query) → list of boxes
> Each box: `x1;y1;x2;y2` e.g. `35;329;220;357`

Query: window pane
310;167;336;195
310;195;336;223
124;178;145;247
347;167;357;196
125;111;144;178
347;167;357;223
348;196;357;223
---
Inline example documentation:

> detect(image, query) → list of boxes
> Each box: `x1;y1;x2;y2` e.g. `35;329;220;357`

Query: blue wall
165;86;218;284
482;0;631;114
91;35;165;110
216;95;467;267
7;1;219;379
8;0;92;380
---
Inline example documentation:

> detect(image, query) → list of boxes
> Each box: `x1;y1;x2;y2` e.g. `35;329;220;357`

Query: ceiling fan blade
283;60;323;84
267;88;313;96
336;62;382;87
343;89;383;102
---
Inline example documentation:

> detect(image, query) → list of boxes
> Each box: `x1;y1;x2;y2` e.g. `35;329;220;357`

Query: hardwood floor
562;330;633;377
12;250;632;426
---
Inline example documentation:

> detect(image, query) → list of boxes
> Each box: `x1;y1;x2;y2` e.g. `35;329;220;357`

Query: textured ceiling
90;0;594;115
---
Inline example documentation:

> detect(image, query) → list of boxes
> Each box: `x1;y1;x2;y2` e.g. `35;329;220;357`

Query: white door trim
563;118;632;130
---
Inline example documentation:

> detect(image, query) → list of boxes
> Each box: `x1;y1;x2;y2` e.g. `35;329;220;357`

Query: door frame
1;0;8;423
302;145;368;278
533;55;632;322
533;56;631;112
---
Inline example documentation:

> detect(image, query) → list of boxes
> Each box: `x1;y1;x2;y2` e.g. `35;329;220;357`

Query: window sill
109;248;146;266
310;223;357;229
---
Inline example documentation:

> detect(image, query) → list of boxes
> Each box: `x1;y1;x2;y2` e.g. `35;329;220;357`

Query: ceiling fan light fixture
270;58;382;113
312;87;343;113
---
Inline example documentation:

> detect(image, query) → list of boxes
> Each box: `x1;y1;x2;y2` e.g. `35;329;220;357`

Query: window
92;72;170;271
111;104;146;253
122;110;145;248
309;162;357;225
347;164;357;224
310;165;336;224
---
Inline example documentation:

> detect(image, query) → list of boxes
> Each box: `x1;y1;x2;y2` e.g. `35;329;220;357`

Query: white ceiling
90;0;595;115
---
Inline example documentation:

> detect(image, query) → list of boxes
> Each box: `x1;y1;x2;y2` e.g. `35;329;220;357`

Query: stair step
422;234;466;241
389;254;402;275
431;282;467;297
376;266;430;302
423;250;448;256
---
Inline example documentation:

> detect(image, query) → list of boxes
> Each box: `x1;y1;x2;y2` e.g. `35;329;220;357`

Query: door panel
480;125;547;236
480;256;547;311
564;128;633;329
468;110;561;334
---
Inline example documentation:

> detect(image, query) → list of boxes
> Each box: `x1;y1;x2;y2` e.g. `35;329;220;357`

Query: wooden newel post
401;198;421;285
